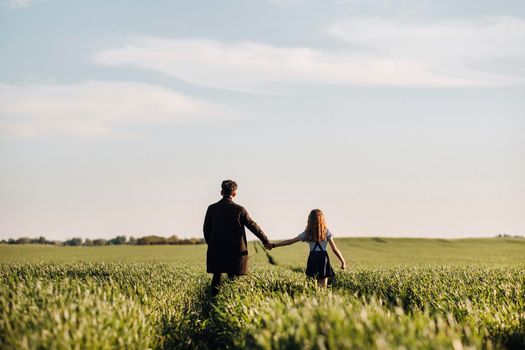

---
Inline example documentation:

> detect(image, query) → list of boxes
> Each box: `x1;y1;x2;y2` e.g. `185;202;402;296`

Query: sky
0;0;524;241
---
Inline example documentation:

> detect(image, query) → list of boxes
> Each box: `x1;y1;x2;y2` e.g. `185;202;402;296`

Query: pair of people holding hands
203;180;346;295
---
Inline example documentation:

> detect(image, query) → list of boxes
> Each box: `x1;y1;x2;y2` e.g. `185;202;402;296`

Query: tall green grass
1;262;523;349
1;240;524;349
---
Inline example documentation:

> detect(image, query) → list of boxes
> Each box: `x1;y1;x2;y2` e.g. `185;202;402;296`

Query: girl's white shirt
297;230;333;251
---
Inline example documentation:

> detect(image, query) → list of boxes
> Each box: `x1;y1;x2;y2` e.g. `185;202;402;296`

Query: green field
1;238;524;349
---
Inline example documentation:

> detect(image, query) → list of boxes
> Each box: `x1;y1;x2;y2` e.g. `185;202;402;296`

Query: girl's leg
317;277;328;287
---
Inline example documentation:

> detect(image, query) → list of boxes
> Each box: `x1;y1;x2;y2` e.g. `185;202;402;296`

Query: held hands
264;241;279;250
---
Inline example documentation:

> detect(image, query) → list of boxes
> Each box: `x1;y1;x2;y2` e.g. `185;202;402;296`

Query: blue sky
1;0;524;240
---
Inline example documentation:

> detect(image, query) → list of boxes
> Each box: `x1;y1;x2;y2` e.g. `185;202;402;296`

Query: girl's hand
341;262;346;270
271;243;277;249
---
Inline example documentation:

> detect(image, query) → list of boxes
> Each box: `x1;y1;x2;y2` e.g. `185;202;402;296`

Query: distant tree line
496;234;524;239
0;235;205;246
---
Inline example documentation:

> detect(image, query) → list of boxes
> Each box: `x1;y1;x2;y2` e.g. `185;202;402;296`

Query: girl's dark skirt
305;250;335;279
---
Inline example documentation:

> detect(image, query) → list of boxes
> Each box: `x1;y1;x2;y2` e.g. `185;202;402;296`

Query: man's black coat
203;197;269;275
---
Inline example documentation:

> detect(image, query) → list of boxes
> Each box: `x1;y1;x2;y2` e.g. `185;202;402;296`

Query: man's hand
264;241;273;250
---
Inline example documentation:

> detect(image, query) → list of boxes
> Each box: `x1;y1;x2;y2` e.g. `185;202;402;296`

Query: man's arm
203;207;212;244
240;207;271;247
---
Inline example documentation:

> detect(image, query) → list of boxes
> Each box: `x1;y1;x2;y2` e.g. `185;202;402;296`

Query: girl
271;209;346;287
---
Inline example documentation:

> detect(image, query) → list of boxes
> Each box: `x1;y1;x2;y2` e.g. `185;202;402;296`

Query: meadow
1;238;524;349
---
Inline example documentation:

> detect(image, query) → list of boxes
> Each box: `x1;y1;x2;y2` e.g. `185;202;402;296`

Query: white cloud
0;81;232;138
93;37;483;92
3;0;32;9
93;16;525;92
334;0;432;18
327;16;525;82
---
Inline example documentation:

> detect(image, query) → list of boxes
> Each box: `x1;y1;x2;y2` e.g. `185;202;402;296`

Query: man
203;180;273;295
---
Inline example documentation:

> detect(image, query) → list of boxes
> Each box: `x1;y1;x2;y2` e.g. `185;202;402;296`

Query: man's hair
221;180;238;196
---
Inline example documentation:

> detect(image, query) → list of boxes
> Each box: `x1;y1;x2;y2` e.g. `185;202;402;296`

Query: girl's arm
272;237;301;248
328;237;346;269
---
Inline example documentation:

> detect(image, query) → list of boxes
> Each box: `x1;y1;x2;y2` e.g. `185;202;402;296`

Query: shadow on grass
265;251;277;265
158;284;221;350
492;318;525;350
